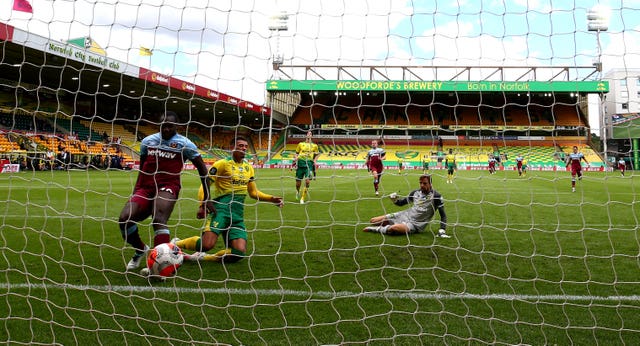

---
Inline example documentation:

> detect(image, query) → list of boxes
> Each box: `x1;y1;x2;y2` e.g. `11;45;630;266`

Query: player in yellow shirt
294;131;319;204
172;136;283;263
422;154;431;174
445;148;456;183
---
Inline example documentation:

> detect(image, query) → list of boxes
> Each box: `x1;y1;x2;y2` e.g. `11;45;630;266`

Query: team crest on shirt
170;142;178;148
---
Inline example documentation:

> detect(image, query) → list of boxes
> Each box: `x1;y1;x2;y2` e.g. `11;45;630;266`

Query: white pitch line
1;282;639;302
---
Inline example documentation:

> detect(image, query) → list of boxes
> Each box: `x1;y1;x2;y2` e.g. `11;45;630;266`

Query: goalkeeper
363;174;450;238
173;136;283;263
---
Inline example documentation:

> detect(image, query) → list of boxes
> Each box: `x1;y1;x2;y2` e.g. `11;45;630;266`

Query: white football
146;243;184;277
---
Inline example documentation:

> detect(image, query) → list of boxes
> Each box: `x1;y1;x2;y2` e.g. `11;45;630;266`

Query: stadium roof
0;22;269;127
267;65;608;93
267;79;608;93
270;65;606;84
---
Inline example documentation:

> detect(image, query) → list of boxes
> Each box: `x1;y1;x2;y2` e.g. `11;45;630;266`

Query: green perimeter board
267;80;608;93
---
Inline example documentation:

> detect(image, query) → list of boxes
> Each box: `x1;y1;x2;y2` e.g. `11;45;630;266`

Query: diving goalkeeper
363;174;450;238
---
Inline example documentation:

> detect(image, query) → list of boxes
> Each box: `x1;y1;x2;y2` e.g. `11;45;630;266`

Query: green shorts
206;194;248;244
295;159;314;180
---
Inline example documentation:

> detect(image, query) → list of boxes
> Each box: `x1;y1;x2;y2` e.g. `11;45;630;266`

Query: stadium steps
53;118;102;141
80;120;137;143
270;140;604;168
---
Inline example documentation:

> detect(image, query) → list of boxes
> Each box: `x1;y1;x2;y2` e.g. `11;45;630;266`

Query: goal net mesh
1;1;639;344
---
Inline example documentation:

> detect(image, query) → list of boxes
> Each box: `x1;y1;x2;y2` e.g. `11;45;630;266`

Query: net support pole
267;105;273;162
633;138;639;170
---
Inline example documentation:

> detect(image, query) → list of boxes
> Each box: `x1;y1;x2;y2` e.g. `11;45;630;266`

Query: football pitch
613;116;640;139
1;167;639;344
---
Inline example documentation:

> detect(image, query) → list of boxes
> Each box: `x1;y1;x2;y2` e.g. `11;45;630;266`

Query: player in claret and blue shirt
488;154;497;174
618;157;626;177
565;145;589;192
515;154;524;176
366;139;386;196
118;111;213;271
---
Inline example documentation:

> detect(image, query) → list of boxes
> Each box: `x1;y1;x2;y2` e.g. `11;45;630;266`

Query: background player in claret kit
565;145;589;192
488;154;497;174
362;174;450;238
618;157;626;177
515;154;524;176
293;131;319;204
118;111;213;271
365;139;386;195
173;136;283;263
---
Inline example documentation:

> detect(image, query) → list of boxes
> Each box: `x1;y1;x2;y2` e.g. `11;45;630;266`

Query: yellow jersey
445;154;456;168
296;141;319;161
198;158;255;200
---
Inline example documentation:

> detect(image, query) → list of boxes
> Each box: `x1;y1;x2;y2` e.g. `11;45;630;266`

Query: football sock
177;236;201;251
214;248;232;257
153;234;170;247
123;225;146;251
203;248;232;262
203;248;245;263
153;229;170;247
223;248;246;263
301;187;308;200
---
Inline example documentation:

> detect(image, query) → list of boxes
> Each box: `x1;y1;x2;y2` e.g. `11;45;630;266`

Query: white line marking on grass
2;282;640;302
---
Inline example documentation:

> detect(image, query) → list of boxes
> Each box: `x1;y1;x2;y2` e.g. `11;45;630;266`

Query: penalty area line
1;282;640;302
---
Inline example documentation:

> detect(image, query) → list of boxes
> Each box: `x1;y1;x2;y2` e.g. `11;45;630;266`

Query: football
146;243;184;277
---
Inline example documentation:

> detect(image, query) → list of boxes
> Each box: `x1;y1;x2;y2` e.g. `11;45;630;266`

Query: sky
2;0;640;131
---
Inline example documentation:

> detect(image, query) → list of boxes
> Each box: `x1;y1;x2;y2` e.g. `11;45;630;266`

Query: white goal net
1;1;640;344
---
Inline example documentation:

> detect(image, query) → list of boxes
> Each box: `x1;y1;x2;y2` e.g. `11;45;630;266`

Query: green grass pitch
612;116;640;139
1;167;639;344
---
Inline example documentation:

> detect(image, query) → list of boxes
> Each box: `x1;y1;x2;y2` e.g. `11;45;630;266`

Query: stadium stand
277;93;603;168
53;117;102;141
80;120;137;143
